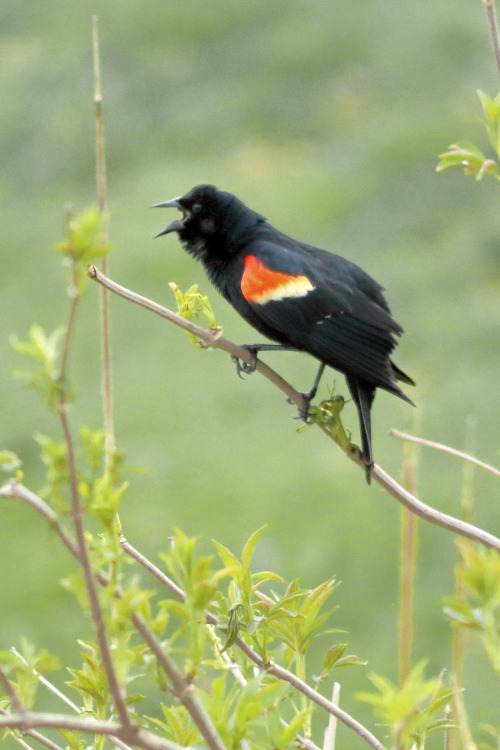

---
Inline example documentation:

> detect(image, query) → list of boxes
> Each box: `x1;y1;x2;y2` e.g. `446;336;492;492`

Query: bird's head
153;184;265;261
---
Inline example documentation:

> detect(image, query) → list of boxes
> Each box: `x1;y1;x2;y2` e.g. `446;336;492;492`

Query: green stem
398;440;419;686
296;652;311;736
92;16;115;473
483;0;500;76
58;209;80;391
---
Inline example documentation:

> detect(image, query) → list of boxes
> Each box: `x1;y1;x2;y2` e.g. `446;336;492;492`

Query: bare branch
237;640;385;750
0;664;24;714
391;429;500;478
0;480;80;561
16;731;62;750
88;265;306;410
372;463;500;551
0;712;64;750
10;647;80;713
90;267;500;553
131;614;228;750
57;402;131;727
0;713;185;750
9;648;134;750
0;671;65;750
119;535;186;601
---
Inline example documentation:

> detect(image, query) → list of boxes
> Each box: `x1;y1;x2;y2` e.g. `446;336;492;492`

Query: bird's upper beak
152;197;185;238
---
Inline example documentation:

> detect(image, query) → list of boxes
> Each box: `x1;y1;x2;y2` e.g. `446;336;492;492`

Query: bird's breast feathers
240;254;315;304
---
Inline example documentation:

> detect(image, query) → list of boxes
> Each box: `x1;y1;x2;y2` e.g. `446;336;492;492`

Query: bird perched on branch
154;184;414;482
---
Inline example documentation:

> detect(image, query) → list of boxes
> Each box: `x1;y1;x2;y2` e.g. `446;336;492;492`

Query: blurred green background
1;0;500;745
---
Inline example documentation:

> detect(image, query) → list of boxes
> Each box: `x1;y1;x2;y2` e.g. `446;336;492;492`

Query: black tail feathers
346;376;375;484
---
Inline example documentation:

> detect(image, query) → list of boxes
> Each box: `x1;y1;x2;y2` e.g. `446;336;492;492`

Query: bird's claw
287;392;313;422
231;348;258;379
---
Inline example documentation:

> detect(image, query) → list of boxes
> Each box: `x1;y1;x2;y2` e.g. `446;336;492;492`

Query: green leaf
213;540;241;573
436;142;499;180
477;89;500;155
220;603;244;652
357;661;456;750
241;525;267;575
323;643;347;670
10;325;68;410
278;707;312;745
56;207;111;262
169;282;222;345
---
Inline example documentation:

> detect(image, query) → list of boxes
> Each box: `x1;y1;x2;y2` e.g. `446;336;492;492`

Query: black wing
234;238;407;394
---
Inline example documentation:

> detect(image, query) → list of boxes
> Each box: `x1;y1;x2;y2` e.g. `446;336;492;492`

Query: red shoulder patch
241;255;315;304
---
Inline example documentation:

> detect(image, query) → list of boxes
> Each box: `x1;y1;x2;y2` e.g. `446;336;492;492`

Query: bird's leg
231;345;299;378
294;362;326;420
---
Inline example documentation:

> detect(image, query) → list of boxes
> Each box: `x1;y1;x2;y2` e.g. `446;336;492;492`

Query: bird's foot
231;346;259;379
287;389;316;422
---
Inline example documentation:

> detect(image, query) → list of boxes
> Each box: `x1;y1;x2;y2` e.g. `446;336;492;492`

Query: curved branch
0;713;184;750
371;464;500;550
391;429;500;478
89;267;500;553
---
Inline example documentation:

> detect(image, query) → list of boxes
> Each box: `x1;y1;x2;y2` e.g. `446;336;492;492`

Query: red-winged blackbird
154;184;414;482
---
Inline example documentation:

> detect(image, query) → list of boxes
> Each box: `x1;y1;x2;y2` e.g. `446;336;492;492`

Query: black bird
154;185;414;481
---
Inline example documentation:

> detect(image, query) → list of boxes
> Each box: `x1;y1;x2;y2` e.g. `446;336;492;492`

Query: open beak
152;197;185;238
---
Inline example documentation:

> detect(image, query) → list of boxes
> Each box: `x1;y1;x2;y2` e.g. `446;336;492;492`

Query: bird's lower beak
152;197;185;238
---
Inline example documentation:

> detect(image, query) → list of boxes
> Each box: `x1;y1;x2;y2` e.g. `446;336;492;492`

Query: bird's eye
192;202;202;213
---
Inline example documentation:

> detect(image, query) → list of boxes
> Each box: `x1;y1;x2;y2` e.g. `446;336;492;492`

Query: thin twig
391;429;500;478
483;0;500;76
10;647;80;713
92;16;115;472
372;463;500;551
9;648;134;750
119;535;186;599
0;664;25;714
0;713;185;750
131;614;228;750
398;440;419;687
265;657;383;750
88;265;305;408
57;402;130;727
0;670;64;750
89;267;500;553
0;481;79;560
58;259;80;387
0;712;64;750
15;731;62;750
1;727;36;750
